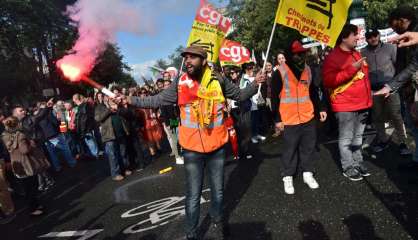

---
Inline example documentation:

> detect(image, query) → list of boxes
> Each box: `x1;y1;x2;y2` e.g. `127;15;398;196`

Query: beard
186;64;203;78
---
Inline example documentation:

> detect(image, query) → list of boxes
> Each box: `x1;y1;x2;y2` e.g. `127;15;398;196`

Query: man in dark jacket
119;96;146;170
12;101;76;172
73;94;98;159
95;98;132;181
362;29;410;155
375;6;418;169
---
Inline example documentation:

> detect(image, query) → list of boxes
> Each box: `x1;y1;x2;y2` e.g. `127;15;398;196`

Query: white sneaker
283;176;295;194
251;137;259;143
176;156;184;165
257;135;266;141
303;172;319;189
246;154;253;159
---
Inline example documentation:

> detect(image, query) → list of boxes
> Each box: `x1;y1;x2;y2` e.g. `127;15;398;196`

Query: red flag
219;40;251;67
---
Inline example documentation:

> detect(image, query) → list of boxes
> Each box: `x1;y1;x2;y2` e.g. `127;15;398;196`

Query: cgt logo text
197;4;231;32
220;46;250;63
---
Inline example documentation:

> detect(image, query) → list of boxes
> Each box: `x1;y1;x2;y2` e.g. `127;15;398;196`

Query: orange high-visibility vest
177;73;228;153
278;64;314;126
59;121;68;133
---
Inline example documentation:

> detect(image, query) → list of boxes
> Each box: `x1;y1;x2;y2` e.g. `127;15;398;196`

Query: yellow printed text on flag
275;0;353;47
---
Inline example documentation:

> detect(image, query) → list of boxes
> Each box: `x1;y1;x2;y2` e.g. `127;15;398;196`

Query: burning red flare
59;63;82;82
57;61;115;98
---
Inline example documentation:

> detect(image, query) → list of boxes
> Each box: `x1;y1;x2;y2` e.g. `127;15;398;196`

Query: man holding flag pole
258;0;354;191
127;1;266;239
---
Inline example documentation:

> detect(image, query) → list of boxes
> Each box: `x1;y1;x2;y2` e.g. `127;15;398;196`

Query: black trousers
127;134;146;168
20;176;40;211
231;108;252;157
280;120;316;176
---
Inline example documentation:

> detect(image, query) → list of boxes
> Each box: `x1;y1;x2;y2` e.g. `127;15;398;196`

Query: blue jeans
83;132;98;158
183;146;225;238
44;135;77;171
335;111;368;171
63;132;79;157
105;138;129;177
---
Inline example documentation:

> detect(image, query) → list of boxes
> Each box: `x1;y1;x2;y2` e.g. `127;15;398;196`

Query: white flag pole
262;22;277;72
177;58;185;80
257;22;277;95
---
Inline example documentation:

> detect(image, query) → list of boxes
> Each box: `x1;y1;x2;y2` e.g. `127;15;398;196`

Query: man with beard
271;40;327;194
322;24;373;181
127;45;265;240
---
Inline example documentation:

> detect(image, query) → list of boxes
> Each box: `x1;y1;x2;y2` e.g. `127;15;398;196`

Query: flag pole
262;22;277;72
177;58;185;80
257;21;277;95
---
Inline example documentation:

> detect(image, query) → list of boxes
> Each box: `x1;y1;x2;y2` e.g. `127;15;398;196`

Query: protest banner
219;40;251;67
186;0;232;62
275;0;353;47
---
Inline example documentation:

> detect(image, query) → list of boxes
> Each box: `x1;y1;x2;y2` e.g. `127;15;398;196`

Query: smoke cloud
57;0;156;80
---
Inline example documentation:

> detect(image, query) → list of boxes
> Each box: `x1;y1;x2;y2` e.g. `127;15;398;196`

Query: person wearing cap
361;29;411;155
271;40;327;195
127;45;265;239
322;24;373;181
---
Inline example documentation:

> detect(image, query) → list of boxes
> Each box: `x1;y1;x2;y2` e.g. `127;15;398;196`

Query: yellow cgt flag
275;0;353;47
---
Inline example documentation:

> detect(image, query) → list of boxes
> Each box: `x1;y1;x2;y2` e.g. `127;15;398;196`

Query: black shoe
356;165;371;177
343;168;363;181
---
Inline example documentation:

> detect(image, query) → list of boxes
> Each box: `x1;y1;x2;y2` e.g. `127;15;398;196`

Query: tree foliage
363;0;418;28
225;0;301;64
0;0;135;101
152;45;185;75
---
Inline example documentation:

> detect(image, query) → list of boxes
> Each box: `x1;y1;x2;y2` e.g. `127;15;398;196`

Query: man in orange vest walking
127;46;265;239
271;40;327;195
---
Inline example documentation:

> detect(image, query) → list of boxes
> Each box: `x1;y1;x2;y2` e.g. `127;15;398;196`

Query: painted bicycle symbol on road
121;189;211;234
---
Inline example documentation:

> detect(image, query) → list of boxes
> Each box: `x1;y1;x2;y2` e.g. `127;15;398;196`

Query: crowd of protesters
0;70;185;223
0;7;417;240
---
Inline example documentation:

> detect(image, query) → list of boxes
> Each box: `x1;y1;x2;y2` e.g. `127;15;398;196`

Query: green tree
225;0;300;64
154;58;169;71
89;43;136;87
0;0;134;100
0;0;77;101
363;0;418;28
168;45;185;71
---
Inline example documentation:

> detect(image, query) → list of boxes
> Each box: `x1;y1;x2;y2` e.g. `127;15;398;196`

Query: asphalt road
1;130;417;240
